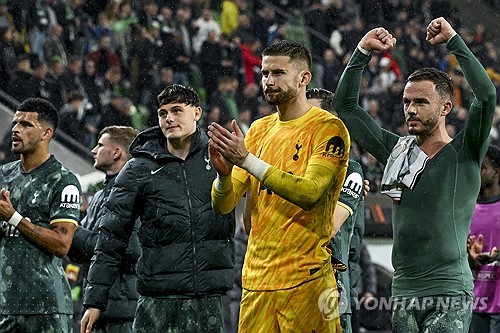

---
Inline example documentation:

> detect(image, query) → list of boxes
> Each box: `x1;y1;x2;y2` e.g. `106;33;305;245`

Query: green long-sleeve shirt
333;35;497;298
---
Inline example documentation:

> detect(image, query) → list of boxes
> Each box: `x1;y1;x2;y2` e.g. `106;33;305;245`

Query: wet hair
485;144;500;169
156;84;200;108
262;40;312;71
99;126;139;160
17;98;58;130
306;88;335;112
407;67;454;100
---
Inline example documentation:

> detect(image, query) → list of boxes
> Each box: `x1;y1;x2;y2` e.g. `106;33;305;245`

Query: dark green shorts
391;295;473;333
133;296;224;333
94;320;134;333
0;313;72;333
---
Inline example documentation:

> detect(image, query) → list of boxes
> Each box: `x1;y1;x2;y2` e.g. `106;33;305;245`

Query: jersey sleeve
211;166;251;215
337;160;364;216
261;119;350;211
448;35;497;162
333;48;400;165
49;172;81;226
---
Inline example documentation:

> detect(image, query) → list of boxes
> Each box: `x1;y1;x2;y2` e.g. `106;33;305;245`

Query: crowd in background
0;0;499;192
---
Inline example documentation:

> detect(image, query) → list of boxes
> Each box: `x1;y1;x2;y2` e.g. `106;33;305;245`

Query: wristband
214;174;232;193
8;211;23;227
241;153;270;181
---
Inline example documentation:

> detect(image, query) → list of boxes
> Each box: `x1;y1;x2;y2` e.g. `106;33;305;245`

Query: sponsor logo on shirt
341;172;363;199
322;136;345;158
60;185;80;209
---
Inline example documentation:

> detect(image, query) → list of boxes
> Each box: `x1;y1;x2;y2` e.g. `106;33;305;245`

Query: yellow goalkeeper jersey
212;106;350;290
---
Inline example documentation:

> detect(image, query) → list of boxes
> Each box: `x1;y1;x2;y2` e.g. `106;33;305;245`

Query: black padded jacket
83;127;235;310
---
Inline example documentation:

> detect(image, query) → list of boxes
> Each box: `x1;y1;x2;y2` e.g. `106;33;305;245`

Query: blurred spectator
370;57;397;95
81;59;102;117
109;1;138;64
157;5;175;41
30;58;54;102
251;5;276;48
230;14;254;45
200;30;224;98
52;0;86;55
220;33;243;80
162;31;191;86
240;38;261;86
8;54;34;102
46;56;66;109
61;56;85;101
97;65;129;106
209;75;239;129
0;0;14;29
321;48;343;93
367;99;383;127
192;8;221;55
87;34;121;77
58;91;92;148
98;92;133;131
220;0;239;37
304;0;330;56
237;82;260;122
0;25;19;92
173;6;194;58
88;12;112;47
26;0;58;60
43;24;68;67
137;0;159;29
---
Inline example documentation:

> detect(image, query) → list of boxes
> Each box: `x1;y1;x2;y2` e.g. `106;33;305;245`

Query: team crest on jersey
60;185;80;209
322;136;345;158
341;172;363;199
293;141;302;161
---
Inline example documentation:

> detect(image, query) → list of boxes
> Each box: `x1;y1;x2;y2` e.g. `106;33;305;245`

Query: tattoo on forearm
31;224;42;237
59;227;68;235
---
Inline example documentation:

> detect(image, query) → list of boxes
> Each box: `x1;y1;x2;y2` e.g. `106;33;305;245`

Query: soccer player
81;84;235;333
333;18;496;332
67;126;139;333
208;40;350;332
467;144;500;333
0;97;82;332
307;87;366;333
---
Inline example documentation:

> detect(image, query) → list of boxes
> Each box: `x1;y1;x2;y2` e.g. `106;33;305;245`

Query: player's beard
264;86;297;106
11;137;38;154
407;111;440;136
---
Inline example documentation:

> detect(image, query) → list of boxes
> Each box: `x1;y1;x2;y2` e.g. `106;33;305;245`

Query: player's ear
441;100;452;116
194;106;202;122
299;70;312;87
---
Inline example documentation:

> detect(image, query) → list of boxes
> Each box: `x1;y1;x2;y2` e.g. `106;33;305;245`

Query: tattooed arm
0;188;78;258
17;221;77;258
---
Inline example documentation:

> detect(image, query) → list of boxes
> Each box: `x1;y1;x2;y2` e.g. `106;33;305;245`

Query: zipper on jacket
182;166;199;293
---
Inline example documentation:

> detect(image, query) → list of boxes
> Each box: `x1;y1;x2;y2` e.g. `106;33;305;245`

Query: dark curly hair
17;98;58;130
